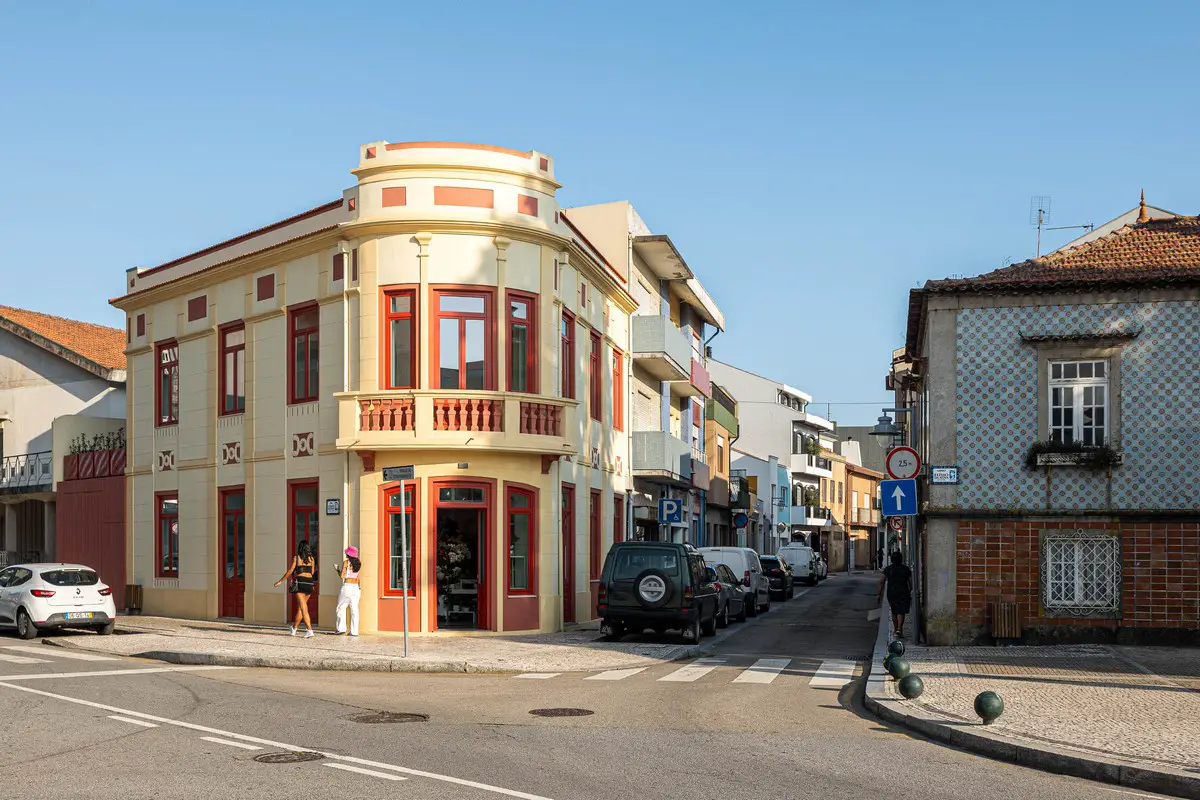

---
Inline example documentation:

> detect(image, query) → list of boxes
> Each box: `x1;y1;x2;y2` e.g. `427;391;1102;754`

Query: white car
0;563;117;639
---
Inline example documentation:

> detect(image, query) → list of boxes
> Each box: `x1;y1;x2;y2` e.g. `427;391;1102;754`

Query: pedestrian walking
334;546;361;636
275;540;316;638
877;550;913;639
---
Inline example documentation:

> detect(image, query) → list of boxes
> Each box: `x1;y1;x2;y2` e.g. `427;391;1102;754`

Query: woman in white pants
334;546;361;636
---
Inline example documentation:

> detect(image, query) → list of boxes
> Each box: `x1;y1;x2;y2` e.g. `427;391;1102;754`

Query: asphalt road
0;573;1178;800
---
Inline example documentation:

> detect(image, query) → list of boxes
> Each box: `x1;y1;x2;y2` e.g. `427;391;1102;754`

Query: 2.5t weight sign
885;446;921;480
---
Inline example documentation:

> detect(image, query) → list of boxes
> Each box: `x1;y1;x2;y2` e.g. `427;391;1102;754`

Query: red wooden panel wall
57;475;126;610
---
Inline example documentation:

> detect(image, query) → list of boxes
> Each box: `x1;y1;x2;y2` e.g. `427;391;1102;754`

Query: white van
779;544;817;586
698;547;770;615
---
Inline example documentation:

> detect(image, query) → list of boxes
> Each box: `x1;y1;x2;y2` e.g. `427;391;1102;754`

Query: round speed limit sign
885;446;921;480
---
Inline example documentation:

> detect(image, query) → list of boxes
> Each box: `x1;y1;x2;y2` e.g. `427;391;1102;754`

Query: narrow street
0;574;1175;800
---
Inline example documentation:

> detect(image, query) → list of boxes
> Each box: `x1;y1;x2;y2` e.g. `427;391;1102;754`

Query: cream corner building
112;141;639;634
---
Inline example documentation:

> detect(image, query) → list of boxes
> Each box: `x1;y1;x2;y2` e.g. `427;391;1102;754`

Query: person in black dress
877;550;913;639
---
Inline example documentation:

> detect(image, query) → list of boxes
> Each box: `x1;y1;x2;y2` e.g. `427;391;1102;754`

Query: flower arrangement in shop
436;538;472;584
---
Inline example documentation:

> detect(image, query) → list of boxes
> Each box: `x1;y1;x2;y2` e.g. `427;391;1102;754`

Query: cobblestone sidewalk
888;642;1200;770
49;615;704;673
866;600;1200;798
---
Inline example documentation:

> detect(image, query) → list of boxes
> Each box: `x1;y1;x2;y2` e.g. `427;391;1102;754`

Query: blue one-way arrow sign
880;478;918;517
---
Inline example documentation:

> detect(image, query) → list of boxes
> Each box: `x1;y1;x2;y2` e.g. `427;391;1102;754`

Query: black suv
760;555;795;600
597;541;720;642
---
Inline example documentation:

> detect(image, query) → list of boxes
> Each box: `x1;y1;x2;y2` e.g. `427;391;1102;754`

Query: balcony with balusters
335;390;578;457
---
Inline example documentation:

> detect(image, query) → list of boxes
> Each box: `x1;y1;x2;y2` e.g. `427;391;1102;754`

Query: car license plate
65;612;94;620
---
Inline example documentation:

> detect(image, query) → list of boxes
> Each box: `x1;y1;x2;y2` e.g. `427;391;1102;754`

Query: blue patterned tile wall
955;300;1200;511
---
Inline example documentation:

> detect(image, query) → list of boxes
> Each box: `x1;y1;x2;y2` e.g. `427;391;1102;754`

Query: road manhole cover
529;707;594;717
345;711;429;724
253;751;325;764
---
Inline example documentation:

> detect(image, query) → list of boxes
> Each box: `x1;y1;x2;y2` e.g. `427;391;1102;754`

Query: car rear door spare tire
633;569;673;609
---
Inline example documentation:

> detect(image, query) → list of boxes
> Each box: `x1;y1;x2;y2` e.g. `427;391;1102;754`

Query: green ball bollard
974;691;1004;724
886;657;911;680
887;640;906;657
883;653;895;669
898;674;924;699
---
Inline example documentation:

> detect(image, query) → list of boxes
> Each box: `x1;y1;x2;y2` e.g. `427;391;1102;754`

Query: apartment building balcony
675;358;712;399
705;395;738;436
707;475;730;507
789;452;833;479
690;448;710;491
790;505;831;527
631;314;691;382
0;452;53;496
729;475;757;512
336;390;577;457
849;507;881;526
632;431;695;487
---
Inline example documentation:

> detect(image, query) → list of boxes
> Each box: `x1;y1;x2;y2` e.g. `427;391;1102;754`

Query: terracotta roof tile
0;306;126;372
926;216;1200;293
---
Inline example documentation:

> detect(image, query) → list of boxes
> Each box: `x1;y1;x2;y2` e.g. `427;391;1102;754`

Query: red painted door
220;489;245;618
289;482;320;626
561;485;575;624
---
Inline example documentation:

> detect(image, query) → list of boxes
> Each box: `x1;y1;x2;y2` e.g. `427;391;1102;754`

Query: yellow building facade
112;142;636;634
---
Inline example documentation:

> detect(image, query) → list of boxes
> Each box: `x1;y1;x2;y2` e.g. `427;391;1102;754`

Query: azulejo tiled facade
956;300;1200;511
898;208;1200;645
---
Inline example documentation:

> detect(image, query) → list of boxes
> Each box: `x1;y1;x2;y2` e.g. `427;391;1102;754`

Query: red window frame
506;485;537;595
219;323;245;416
560;310;575;399
589;490;602;580
506;291;537;393
613;493;625;544
155;340;179;427
381;482;419;597
382;287;418;390
155;492;179;578
431;288;495;390
611;349;624;431
288;304;320;404
589;332;602;421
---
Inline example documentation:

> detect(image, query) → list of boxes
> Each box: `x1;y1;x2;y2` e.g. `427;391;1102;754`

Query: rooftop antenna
1029;195;1094;258
1030;196;1051;257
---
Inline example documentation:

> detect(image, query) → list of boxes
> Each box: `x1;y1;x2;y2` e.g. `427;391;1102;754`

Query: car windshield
40;569;99;586
610;549;680;580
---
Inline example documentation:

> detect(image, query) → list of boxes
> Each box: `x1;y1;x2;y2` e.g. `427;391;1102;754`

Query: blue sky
2;2;1197;424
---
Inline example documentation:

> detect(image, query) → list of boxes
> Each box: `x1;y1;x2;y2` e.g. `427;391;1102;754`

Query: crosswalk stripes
808;659;856;688
585;667;648;681
0;653;51;664
731;658;791;684
658;658;727;682
2;645;116;662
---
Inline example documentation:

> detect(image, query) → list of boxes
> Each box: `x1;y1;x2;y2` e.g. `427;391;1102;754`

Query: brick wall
956;519;1200;642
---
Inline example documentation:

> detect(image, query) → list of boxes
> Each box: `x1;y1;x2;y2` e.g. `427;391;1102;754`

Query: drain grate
253;751;325;764
529;707;594;718
345;711;429;724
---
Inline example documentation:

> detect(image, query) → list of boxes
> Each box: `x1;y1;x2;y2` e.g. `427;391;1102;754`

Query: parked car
0;564;117;639
706;563;747;626
760;555;795;600
779;543;818;586
698;547;770;615
815;553;829;580
598;542;720;642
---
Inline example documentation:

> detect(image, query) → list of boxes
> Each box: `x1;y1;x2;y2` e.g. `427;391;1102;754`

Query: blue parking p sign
658;498;683;524
880;479;918;517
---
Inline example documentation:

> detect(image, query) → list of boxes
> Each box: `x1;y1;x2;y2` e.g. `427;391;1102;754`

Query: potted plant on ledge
1024;440;1122;469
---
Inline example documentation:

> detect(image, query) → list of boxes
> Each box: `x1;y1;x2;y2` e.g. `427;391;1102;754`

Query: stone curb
863;603;1200;799
44;632;711;676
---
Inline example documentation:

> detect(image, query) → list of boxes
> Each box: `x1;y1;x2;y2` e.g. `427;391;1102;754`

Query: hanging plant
1024;440;1122;470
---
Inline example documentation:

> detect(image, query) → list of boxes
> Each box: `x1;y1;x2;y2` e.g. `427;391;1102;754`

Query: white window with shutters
1041;530;1120;614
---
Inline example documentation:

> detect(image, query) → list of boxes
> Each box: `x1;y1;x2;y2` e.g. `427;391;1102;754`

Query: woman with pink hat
334;546;362;636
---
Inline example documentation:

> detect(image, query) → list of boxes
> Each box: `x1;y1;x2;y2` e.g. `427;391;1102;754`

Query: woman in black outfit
275;540;316;638
877;550;913;639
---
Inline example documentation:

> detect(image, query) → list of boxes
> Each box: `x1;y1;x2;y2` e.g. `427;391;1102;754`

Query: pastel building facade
112;142;635;634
